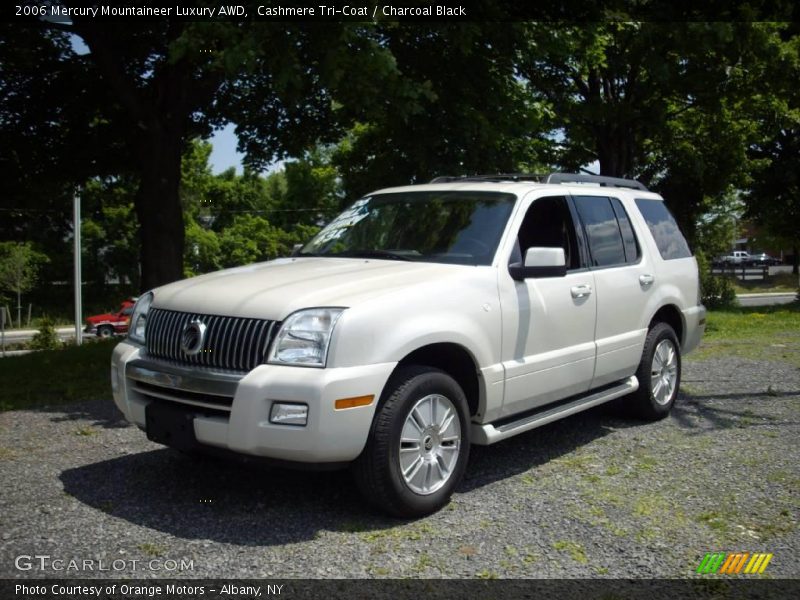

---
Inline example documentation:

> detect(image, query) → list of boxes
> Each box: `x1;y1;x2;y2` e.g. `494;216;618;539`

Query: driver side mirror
290;243;303;257
509;247;567;280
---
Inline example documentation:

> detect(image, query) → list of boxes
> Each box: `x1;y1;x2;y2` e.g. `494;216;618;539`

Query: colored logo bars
697;552;773;574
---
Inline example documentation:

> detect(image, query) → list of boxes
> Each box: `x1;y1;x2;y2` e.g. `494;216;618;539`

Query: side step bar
471;376;638;445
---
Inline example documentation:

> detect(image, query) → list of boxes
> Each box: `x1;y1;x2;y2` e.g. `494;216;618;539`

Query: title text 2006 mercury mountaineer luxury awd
111;173;705;517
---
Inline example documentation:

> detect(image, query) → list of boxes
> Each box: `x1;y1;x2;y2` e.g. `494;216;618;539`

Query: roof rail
545;172;648;191
429;173;547;184
428;172;648;191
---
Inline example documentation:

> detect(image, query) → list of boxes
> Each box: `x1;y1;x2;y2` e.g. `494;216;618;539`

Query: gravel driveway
0;356;798;579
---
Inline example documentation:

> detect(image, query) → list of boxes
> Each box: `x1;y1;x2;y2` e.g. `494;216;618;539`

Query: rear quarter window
634;198;692;260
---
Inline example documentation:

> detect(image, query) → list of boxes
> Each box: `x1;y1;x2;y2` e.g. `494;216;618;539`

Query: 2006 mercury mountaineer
111;172;705;517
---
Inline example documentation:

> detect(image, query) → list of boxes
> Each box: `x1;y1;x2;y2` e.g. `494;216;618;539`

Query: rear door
572;194;651;388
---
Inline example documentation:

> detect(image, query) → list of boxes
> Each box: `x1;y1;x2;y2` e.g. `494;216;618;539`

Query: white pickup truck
722;250;751;265
111;173;705;516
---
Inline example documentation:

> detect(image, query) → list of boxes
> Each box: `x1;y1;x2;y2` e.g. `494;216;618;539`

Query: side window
610;197;640;263
573;196;626;267
515;196;581;271
634;198;692;260
121;307;133;316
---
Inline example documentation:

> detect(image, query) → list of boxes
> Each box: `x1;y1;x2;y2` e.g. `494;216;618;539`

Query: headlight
268;308;344;368
127;292;153;345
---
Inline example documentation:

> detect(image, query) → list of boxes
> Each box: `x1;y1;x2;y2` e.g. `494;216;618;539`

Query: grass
731;272;799;294
360;522;436;544
74;425;99;436
0;339;118;411
137;542;167;557
691;302;800;366
552;540;588;563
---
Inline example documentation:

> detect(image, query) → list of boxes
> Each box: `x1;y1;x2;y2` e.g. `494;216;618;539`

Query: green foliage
216;215;319;268
81;177;140;291
333;23;545;197
0;242;49;326
0;242;47;296
519;22;789;240
177;140;328;275
184;219;221;277
29;317;60;351
696;252;737;310
694;193;744;259
2;21;798;291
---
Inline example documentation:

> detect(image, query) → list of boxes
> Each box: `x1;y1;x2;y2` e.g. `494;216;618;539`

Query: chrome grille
145;308;278;372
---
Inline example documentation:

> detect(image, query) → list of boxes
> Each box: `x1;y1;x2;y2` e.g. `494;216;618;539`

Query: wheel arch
649;304;684;347
388;342;482;418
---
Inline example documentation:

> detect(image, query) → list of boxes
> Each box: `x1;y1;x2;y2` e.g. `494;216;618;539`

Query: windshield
299;191;516;266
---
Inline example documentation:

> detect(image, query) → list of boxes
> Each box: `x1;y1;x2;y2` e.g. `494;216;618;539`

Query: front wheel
625;322;681;420
97;325;114;338
353;366;470;518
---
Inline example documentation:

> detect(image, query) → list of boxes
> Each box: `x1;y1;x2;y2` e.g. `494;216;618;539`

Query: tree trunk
134;130;185;291
596;126;633;178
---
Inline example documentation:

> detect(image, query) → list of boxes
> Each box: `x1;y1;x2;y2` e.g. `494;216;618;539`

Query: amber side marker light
335;395;375;410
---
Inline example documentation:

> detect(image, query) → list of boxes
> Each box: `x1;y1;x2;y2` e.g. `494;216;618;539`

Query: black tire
624;322;681;420
97;325;114;338
353;365;471;518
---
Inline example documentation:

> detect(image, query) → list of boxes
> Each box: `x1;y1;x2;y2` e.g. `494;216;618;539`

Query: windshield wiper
336;250;415;261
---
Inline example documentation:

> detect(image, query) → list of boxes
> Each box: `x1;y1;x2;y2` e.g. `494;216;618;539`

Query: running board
471;376;638;445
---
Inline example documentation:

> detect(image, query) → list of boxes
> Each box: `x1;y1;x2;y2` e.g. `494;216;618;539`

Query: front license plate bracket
145;401;198;451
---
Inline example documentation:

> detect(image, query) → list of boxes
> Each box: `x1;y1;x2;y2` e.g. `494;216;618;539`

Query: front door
498;195;597;418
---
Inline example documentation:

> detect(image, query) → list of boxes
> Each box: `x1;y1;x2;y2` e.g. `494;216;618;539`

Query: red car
84;298;137;338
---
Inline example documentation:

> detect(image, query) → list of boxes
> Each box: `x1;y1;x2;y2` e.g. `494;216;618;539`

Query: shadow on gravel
58;403;639;545
42;398;129;429
672;390;799;432
60;448;386;546
460;403;636;492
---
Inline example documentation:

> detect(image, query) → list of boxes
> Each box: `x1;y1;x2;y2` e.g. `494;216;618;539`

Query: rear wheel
97;325;114;338
625;322;681;420
353;366;470;517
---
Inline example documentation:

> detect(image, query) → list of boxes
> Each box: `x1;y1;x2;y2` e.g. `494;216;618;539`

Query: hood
86;312;116;324
151;257;477;320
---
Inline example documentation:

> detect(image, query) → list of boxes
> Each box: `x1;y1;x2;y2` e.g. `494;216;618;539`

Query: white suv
111;173;705;517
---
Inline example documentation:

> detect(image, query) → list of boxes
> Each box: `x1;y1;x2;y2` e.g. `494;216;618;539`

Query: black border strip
3;578;799;600
4;0;799;23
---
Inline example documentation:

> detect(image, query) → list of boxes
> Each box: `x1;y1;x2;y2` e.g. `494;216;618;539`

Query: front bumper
111;341;396;463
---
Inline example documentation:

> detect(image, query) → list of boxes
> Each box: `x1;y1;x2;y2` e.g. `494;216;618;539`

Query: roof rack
429;173;547;184
544;173;648;191
429;172;648;191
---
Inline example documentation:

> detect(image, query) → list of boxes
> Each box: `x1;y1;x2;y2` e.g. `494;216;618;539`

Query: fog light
270;402;308;426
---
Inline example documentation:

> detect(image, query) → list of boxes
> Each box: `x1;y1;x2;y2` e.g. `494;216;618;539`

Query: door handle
570;284;592;299
639;274;655;286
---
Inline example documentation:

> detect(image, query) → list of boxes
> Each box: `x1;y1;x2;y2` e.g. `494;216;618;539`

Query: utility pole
74;192;82;346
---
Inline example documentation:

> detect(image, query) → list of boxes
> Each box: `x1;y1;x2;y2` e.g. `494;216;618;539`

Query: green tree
0;242;48;328
184;220;221;277
518;22;788;240
694;193;744;259
333;23;545;197
81;177;141;292
745;25;800;275
3;21;402;290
